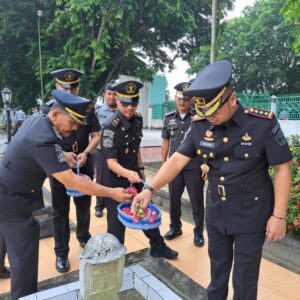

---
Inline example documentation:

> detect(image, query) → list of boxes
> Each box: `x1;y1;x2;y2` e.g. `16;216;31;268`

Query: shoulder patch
87;103;95;112
134;112;143;118
244;107;274;119
111;118;120;128
165;111;175;117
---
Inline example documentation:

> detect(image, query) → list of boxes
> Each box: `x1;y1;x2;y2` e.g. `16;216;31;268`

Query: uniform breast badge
242;133;252;141
204;130;214;142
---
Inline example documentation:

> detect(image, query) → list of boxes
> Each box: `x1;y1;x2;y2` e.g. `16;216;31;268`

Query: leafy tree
0;0;57;111
281;0;300;55
188;0;300;94
46;0;231;99
0;0;233;107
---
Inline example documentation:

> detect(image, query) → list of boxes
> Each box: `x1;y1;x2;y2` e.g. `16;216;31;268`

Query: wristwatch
143;183;154;193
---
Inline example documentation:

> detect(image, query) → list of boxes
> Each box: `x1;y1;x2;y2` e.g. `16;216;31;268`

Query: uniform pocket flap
234;146;259;159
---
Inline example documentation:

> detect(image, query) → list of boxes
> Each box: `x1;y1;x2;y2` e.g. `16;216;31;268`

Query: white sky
165;0;256;98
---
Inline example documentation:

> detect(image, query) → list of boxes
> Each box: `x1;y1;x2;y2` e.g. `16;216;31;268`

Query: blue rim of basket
117;202;161;230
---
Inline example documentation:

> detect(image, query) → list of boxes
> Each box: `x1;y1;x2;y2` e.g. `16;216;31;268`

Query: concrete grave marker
80;233;127;300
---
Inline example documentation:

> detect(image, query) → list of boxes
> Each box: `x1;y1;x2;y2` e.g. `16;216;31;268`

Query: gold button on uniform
223;137;229;143
224;157;229;162
181;131;184;134
254;197;259;201
181;121;184;124
197;149;201;155
244;153;249;158
221;197;226;201
209;152;214;158
203;154;207;158
220;176;225;181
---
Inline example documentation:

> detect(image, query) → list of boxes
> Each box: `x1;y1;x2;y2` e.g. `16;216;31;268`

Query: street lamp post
1;87;12;143
37;10;44;101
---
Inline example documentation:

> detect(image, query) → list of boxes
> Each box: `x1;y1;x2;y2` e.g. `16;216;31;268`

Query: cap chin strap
56;78;80;85
116;92;139;98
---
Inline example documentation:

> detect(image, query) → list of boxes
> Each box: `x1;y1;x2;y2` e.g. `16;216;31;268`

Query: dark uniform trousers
94;149;107;211
49;159;93;257
207;225;265;300
168;167;204;234
0;214;39;300
0;231;6;270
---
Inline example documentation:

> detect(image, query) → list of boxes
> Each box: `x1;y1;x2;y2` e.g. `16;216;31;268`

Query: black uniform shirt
0;115;69;216
162;110;202;170
100;111;143;185
177;105;291;234
61;110;100;154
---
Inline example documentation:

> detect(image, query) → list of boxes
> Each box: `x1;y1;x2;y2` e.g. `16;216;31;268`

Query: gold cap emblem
182;83;190;91
126;83;137;94
64;71;75;82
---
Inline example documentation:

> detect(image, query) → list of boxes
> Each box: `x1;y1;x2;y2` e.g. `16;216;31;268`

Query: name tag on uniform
200;140;215;148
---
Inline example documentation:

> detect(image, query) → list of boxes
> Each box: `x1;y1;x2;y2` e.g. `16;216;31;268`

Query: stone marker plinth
80;233;127;300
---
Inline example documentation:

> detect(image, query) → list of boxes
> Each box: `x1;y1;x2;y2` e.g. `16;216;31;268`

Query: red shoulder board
244;107;274;120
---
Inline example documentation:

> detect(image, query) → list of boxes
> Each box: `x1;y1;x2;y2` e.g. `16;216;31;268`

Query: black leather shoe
0;267;10;279
95;208;103;218
194;234;205;247
79;241;87;248
164;229;182;240
56;257;70;273
150;245;178;260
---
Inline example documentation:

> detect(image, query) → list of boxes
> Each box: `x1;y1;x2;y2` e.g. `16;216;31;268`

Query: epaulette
111;117;120;128
134;112;143;118
165;111;175;117
192;115;205;122
244;107;274;120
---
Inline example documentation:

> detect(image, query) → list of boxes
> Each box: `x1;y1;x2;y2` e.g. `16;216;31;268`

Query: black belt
210;175;270;197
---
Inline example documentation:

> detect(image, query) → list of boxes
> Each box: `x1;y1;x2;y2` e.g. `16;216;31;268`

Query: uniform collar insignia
242;132;252;141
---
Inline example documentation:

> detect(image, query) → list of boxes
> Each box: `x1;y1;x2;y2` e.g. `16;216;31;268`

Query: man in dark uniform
94;82;118;218
0;89;131;300
162;82;205;247
101;80;178;259
48;68;101;273
133;60;291;300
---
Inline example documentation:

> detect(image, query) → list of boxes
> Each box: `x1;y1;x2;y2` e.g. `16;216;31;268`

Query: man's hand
77;152;88;167
266;215;286;241
127;171;141;183
131;189;152;212
63;152;77;168
110;187;133;203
